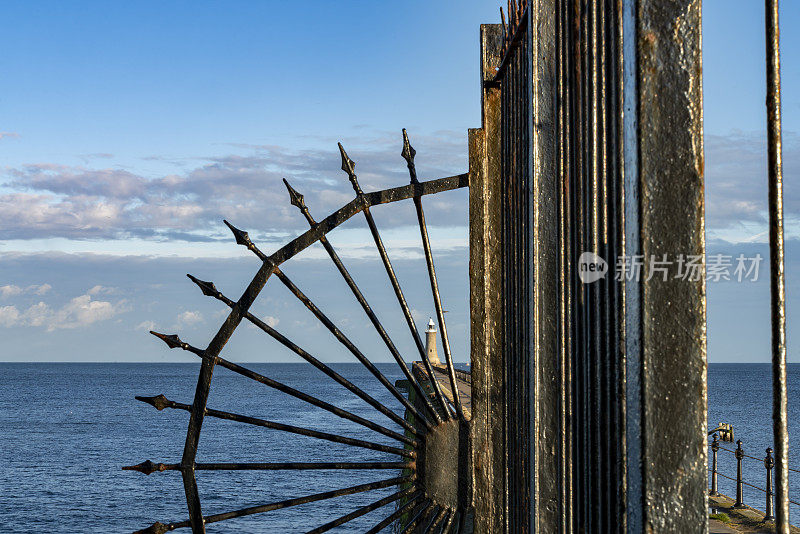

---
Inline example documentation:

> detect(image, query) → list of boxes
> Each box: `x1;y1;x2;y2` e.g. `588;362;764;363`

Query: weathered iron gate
127;135;472;533
128;0;791;531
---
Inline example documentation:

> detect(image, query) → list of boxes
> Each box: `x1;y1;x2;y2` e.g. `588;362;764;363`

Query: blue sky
0;1;798;362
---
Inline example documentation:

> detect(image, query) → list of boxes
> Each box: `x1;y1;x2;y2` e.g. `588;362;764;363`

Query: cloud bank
1;131;468;242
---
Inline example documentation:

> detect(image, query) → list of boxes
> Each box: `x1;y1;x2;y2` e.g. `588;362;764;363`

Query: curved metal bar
283;177;444;426
365;494;426;534
152;327;420;445
135;395;413;458
133;475;411;533
306;487;419;534
176;257;276;531
273;267;434;430
123;460;409;474
269;173;468;267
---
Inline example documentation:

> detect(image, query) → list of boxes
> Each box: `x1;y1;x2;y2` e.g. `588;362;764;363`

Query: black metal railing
709;433;800;522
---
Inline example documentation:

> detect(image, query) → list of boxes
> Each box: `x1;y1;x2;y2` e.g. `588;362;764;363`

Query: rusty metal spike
508;0;513;28
338;142;356;175
338;143;362;195
122;460;170;475
150;331;183;349
186;274;218;298
135;394;172;411
282;178;306;211
401;129;419;184
133;522;168;534
401;129;416;165
511;0;518;24
223;219;252;247
500;8;507;41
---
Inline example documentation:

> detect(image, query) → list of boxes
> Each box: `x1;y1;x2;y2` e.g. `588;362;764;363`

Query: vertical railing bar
556;0;569;529
766;447;776;521
711;433;719;496
501;44;511;532
411;175;466;421
588;0;603;528
576;1;590;530
281;178;444;426
400;130;469;422
735;440;745;508
765;0;789;531
337;140;454;422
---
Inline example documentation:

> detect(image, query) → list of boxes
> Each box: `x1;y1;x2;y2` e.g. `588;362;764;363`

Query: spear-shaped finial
223;219;268;261
133;522;169;534
282;178;306;210
122;460;173;475
500;7;507;42
186;274;219;298
150;331;184;349
223;219;252;248
135;394;172;411
338;142;363;195
149;331;204;357
401;129;419;184
283;178;315;225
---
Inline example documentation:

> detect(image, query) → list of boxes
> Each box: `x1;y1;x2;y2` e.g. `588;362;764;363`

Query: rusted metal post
710;434;719;496
734;440;745;508
469;23;506;534
765;447;775;521
765;0;789;532
630;0;708;530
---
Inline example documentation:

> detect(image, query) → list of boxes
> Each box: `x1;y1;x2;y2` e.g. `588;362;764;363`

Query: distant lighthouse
425;318;442;367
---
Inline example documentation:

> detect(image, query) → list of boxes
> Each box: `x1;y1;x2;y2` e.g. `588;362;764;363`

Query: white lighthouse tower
425;318;442;367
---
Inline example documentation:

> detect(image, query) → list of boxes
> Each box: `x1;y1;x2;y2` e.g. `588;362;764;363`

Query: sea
1;362;799;532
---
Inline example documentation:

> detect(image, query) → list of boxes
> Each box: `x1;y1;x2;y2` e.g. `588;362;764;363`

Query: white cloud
45;295;127;331
0;131;468;241
0;285;23;298
0;306;20;326
0;291;127;330
27;284;51;295
264;315;279;328
136;320;156;332
1;283;51;298
0;132;19;140
176;310;203;327
87;285;117;296
22;302;52;328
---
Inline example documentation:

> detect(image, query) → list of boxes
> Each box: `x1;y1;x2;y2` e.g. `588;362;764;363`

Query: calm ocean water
708;363;800;517
1;362;799;532
0;363;411;533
